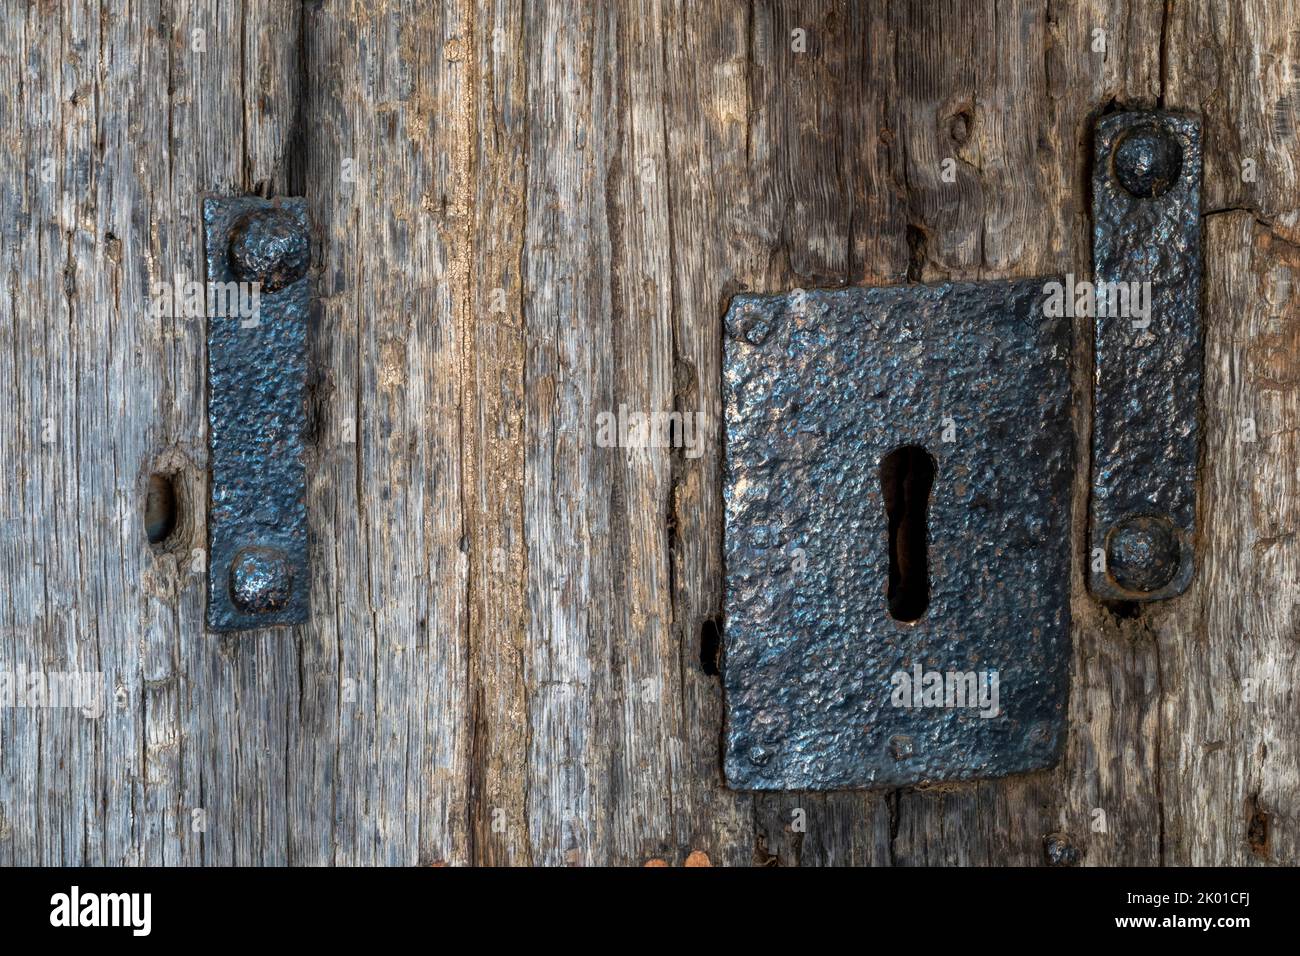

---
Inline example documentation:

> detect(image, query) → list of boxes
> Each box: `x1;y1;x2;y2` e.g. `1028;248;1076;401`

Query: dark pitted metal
204;197;311;631
1112;124;1183;199
723;279;1073;790
1105;514;1181;593
228;209;311;293
229;546;294;614
1089;112;1202;601
1043;832;1083;867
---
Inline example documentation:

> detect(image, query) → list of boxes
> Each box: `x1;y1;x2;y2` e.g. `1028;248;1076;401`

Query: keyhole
880;445;935;622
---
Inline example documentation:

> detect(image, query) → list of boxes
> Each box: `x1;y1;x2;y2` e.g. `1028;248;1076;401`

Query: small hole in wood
880;445;935;623
905;224;928;282
145;473;179;547
699;618;721;676
949;109;972;144
1247;797;1270;859
1106;600;1141;620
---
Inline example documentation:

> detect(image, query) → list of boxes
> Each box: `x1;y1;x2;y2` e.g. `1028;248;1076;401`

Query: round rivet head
1112;124;1183;198
1105;514;1180;593
229;546;293;614
228;209;310;293
1044;832;1082;867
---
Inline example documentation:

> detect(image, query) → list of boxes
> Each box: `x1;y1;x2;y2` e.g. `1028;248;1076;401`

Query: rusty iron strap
203;197;312;631
1088;111;1203;601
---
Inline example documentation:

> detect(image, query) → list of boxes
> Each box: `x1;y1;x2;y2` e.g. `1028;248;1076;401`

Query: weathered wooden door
2;1;1297;866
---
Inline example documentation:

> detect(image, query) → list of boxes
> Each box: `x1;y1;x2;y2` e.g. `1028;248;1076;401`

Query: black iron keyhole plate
722;279;1073;789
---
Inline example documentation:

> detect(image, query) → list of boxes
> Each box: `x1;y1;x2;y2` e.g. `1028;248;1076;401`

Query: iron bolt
228;209;310;293
1044;832;1082;867
229;546;293;614
1112;124;1183;198
1105;514;1180;593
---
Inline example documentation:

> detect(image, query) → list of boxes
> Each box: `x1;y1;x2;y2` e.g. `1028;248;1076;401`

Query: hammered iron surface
1089;111;1202;601
204;197;311;631
723;280;1073;789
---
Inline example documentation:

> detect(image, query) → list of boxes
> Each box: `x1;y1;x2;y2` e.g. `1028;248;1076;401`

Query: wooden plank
1154;212;1300;865
464;0;532;867
175;0;306;868
519;0;612;866
661;0;773;866
296;0;472;865
1160;3;1300;863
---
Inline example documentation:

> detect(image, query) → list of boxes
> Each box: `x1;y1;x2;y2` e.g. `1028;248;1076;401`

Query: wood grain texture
0;0;1297;866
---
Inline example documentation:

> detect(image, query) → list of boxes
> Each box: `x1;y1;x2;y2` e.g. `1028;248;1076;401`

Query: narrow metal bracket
203;197;312;631
1088;112;1203;601
722;280;1073;790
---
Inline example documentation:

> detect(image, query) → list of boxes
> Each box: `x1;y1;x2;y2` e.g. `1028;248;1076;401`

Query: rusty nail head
229;546;293;614
1112;123;1184;199
228;208;310;293
1105;514;1181;593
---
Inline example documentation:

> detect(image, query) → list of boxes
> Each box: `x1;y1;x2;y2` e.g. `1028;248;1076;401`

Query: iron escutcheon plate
1088;111;1203;601
723;279;1073;790
204;197;312;631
